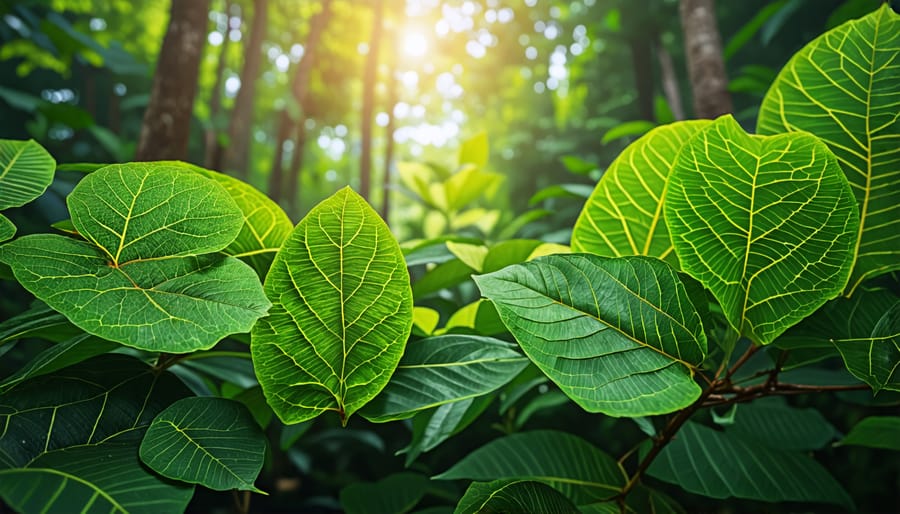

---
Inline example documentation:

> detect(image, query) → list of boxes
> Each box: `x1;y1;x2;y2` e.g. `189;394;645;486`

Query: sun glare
402;31;428;57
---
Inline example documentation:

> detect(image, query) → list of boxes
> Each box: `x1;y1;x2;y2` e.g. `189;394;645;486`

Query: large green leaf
0;301;80;345
454;479;580;514
360;335;528;422
434;430;626;504
758;4;900;293
251;187;413;425
665;115;859;345
0;354;194;514
0;138;55;210
0;213;14;242
648;421;853;508
0;163;271;353
399;395;494;466
339;472;429;514
139;397;267;492
571;120;710;262
726;397;837;450
474;254;706;417
0;333;118;392
838;416;900;451
834;300;900;392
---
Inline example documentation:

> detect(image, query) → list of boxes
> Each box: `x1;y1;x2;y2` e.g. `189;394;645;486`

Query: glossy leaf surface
726;397;837;450
648;422;853;508
0;138;55;210
252;187;413;425
834;300;900;392
758;5;900;293
361;335;528;422
838;416;900;450
0;333;118;391
665;115;858;345
0;213;13;242
140;397;267;491
475;254;706;417
0;355;194;514
572;120;710;262
434;430;625;504
455;479;579;514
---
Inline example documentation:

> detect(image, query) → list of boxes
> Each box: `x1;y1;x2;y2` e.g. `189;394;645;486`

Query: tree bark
135;0;210;161
655;36;685;121
285;120;309;219
359;0;385;202
628;36;655;121
679;0;732;118
204;0;232;170
223;0;267;178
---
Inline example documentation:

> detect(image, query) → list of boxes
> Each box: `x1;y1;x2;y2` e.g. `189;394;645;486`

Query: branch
702;381;871;407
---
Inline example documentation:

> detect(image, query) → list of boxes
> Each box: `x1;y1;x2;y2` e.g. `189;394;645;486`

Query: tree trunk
679;0;732;118
655;36;685;121
268;109;292;205
135;0;210;161
628;36;655;121
204;0;232;170
285;120;309;219
359;0;384;202
223;0;267;178
380;34;398;224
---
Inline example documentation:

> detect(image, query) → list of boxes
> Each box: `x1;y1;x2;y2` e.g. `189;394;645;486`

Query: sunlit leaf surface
758;4;900;293
0;138;55;210
665;115;858;344
572;120;710;262
252;187;413;425
0;355;194;514
140;397;267;492
475;254;706;417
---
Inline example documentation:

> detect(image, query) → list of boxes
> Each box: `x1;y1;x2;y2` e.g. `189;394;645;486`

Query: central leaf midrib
739;148;762;338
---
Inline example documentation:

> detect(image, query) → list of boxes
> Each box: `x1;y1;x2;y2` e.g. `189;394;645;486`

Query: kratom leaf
0;354;194;514
0;138;55;210
339;472;429;514
834;300;900;392
360;335;528;422
434;430;626;504
251;187;413;425
400;395;493;466
412;259;475;299
838;416;900;450
440;299;506;336
757;4;900;293
447;241;488;272
0;213;14;242
648;421;853;509
454;479;580;514
0;333;118;391
413;306;441;335
665;115;859;345
0;236;271;353
581;485;686;514
475;254;707;417
0;301;80;345
572;120;710;262
140;397;267;492
726;397;838;450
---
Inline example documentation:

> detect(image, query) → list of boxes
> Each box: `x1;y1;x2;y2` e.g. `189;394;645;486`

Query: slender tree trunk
268;109;292;205
286;120;308;219
135;0;210;160
223;0;267;178
380;38;398;224
655;36;685;120
204;0;232;170
679;0;732;118
628;36;655;121
360;0;384;201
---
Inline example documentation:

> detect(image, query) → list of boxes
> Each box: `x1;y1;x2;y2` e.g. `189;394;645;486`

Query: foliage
0;5;898;514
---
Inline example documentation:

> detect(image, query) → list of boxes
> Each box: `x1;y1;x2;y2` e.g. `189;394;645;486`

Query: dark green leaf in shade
580;485;685;514
665;115;859;345
339;472;429;514
572;120;710;263
0;333;118;391
251;187;413;425
0;354;194;514
648;422;853;509
0;138;55;210
399;395;493;466
0;213;14;242
413;258;476;299
0;301;80;345
758;5;900;293
726;397;838;450
434;430;626;504
454;479;580;514
837;416;900;451
361;335;528;422
140;397;267;492
834;300;900;393
474;254;706;417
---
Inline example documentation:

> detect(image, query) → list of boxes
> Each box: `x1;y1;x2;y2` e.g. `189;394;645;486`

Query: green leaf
400;395;493;466
339;472;429;514
0;301;80;345
0;236;271;353
251;187;413;426
648;421;853;509
475;254;706;417
0;333;118;391
572;120;710;262
0;354;194;514
0;162;271;353
0;213;14;242
757;4;900;293
140;397;267;492
412;259;475;299
601;120;656;144
455;479;580;514
447;241;488;272
834;300;900;392
191;165;293;277
726;397;838;450
0;138;55;210
458;131;489;168
435;430;625;504
838;416;900;450
665;115;859;345
360;335;529;422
